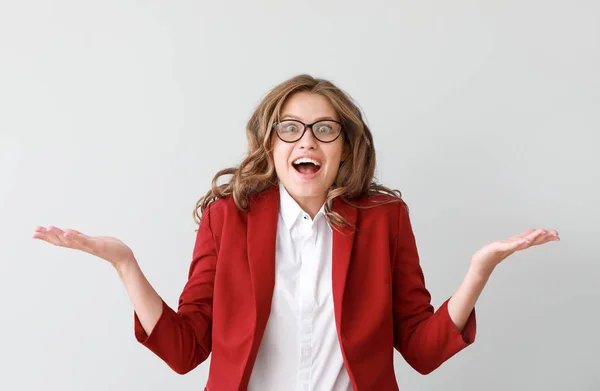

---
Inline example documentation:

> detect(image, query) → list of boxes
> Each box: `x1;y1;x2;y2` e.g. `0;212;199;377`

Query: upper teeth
293;157;321;166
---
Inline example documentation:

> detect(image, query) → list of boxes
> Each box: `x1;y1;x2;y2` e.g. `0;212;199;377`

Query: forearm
447;263;493;332
115;257;163;336
121;254;214;374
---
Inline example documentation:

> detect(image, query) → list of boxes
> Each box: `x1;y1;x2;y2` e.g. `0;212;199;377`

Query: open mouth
292;157;322;176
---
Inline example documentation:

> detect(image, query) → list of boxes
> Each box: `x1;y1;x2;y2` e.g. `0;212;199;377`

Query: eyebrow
280;114;338;122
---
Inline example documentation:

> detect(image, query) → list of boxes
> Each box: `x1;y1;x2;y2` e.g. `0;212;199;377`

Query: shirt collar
279;182;329;231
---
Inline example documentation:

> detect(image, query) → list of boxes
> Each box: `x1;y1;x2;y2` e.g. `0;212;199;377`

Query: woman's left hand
448;228;560;331
470;228;560;274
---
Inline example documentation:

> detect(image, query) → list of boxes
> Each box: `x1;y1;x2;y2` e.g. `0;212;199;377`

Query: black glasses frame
272;119;343;143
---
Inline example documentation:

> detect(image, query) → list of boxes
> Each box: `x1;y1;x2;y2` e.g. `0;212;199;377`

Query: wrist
114;254;138;277
467;260;495;280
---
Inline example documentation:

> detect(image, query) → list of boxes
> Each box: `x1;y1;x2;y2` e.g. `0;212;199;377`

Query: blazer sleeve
392;202;476;375
133;204;217;374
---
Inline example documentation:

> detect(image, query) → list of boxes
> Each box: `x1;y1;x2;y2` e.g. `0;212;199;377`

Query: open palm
33;226;134;268
471;228;559;270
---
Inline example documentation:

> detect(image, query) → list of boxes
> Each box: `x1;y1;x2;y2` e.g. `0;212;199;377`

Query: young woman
33;74;559;391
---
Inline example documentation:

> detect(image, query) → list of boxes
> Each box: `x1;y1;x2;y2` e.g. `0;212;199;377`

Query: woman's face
272;91;348;213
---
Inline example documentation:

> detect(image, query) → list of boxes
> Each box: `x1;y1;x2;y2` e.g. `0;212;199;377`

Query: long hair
193;74;404;229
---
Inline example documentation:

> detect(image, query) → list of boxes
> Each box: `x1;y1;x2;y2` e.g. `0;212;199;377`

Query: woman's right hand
33;226;135;270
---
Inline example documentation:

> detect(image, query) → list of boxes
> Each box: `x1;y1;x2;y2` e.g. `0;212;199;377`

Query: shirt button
303;215;308;220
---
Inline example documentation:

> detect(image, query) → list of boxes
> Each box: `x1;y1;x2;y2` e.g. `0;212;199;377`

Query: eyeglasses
272;119;343;143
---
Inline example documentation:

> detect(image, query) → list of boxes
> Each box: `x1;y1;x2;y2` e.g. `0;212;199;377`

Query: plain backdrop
1;1;598;390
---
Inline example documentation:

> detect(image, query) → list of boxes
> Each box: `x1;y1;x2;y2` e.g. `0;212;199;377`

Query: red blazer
134;185;476;390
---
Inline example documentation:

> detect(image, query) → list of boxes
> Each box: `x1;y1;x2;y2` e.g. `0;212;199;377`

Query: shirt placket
296;212;317;391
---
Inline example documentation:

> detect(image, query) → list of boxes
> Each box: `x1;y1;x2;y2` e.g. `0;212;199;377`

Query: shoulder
200;186;278;224
349;192;408;215
197;195;239;232
347;193;412;237
204;195;237;215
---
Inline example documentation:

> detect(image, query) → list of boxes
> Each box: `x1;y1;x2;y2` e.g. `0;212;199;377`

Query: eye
317;125;332;133
279;121;300;132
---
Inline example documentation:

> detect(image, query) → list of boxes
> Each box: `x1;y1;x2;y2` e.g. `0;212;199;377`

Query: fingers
33;226;95;252
508;229;537;240
524;229;560;246
498;228;559;252
33;226;67;246
502;229;559;254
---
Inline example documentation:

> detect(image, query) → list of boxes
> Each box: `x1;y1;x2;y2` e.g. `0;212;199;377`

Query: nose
297;125;318;149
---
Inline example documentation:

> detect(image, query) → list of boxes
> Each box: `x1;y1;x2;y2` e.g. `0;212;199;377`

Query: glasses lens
312;121;341;142
276;120;304;142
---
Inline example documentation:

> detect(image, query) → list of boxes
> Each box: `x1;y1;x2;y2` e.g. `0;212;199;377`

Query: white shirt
247;183;352;391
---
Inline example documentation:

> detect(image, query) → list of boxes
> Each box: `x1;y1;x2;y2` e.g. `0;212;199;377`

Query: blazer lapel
246;185;279;356
331;197;358;332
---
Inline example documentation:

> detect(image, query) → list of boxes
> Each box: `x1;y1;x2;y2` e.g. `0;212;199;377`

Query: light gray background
1;1;598;390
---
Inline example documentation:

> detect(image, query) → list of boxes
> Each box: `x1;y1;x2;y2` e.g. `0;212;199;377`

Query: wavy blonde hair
193;74;404;229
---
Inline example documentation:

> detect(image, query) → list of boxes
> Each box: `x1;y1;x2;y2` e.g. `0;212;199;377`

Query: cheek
324;144;344;167
272;144;290;173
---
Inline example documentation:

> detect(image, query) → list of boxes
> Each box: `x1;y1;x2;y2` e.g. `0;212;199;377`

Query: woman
33;74;559;390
